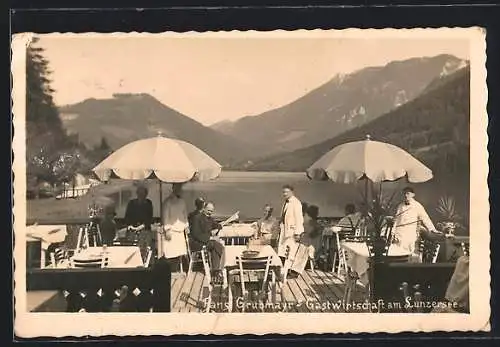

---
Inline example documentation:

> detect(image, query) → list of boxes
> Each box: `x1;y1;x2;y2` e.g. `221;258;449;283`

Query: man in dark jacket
124;185;154;259
188;197;206;228
189;202;224;270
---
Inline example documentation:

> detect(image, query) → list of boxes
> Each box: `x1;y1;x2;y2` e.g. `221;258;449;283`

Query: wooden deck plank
187;271;205;312
171;273;189;312
295;272;323;309
174;272;197;312
279;281;298;312
321;270;368;304
169;276;183;310
301;270;335;305
287;277;309;313
312;269;344;302
306;269;343;306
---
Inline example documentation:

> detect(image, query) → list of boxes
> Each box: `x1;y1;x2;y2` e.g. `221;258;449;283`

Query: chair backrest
72;256;109;269
200;246;211;286
235;255;272;293
419;239;441;263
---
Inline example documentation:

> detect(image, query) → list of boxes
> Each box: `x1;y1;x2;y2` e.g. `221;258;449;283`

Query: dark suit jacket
188;210;201;228
124;198;153;230
189;213;221;251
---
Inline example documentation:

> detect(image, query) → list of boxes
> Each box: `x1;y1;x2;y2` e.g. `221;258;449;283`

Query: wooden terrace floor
171;269;367;313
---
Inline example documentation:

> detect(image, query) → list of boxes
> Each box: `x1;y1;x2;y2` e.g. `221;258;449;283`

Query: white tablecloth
67;246;144;268
218;224;256;238
26;224;68;250
342;242;410;285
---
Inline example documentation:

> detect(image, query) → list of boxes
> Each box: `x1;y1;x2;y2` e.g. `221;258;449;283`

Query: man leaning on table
393;187;444;256
277;184;304;260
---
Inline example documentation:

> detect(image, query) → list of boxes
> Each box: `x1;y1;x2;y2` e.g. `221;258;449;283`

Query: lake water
99;171;469;223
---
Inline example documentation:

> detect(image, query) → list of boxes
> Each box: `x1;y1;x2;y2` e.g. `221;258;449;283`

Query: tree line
26;38;112;198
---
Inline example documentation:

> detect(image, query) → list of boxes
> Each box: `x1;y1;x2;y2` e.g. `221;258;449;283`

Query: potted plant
362;184;399;259
435;195;463;237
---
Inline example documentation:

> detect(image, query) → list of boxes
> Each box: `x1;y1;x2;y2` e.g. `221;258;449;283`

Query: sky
37;35;470;126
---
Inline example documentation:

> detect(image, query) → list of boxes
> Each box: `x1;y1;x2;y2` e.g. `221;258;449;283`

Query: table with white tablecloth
341;242;411;285
52;246;144;269
217;223;256;245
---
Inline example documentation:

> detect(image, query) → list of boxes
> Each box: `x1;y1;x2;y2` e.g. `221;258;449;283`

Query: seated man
188;202;224;271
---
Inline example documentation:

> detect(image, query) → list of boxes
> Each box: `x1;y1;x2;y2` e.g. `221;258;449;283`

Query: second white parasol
306;135;433;205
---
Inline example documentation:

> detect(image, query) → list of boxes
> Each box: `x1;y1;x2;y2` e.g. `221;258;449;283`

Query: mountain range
58;54;468;171
239;65;470;175
59;93;255;166
211;54;467;156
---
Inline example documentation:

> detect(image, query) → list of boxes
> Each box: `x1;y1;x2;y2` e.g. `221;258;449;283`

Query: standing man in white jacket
393;187;440;255
278;184;304;259
159;183;189;265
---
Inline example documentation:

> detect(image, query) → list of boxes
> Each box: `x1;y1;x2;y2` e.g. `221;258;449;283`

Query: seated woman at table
252;204;280;244
336;203;363;234
300;205;323;264
189;202;224;271
124;184;154;258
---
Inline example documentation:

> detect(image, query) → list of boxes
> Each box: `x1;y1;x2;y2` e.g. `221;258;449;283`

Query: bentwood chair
418;239;441;264
186;229;210;275
200;246;213;313
228;255;273;313
50;247;67;268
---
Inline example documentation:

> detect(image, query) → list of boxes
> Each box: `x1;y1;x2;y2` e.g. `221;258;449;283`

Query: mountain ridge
237;65;470;175
211;54;467;157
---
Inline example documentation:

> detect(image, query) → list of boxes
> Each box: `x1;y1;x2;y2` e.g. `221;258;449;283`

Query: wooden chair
199;246;213;313
336;233;367;276
186;230;210;275
229;255;273;313
281;245;294;284
49;247;67;268
71;256;109;269
342;267;360;311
